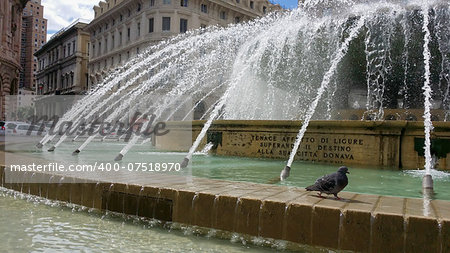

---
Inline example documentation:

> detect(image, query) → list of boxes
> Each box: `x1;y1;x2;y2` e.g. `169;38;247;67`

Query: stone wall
156;120;450;170
0;0;28;120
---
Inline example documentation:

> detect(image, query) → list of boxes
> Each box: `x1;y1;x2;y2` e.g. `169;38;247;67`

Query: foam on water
404;168;450;180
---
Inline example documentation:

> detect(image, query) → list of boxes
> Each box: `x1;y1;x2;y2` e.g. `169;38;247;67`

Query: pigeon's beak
346;171;350;174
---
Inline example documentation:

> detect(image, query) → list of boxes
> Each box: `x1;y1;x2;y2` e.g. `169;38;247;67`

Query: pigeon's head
337;166;349;174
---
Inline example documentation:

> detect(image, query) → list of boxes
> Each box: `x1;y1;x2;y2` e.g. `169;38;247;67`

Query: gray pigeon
305;166;349;199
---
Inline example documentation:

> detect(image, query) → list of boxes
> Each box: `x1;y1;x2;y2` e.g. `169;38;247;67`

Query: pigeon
305;166;349;199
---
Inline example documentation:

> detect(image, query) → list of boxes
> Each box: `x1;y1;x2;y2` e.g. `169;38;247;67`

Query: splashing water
37;0;450;176
404;168;450;180
194;143;214;155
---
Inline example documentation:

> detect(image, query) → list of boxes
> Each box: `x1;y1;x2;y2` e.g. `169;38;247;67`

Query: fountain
8;6;450;174
27;0;449;185
2;0;450;251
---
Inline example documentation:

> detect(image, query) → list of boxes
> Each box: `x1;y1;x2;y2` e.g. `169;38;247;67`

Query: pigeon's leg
333;193;341;200
317;192;326;198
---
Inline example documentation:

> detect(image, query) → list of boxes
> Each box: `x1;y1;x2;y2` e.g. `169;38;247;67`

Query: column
57;69;61;90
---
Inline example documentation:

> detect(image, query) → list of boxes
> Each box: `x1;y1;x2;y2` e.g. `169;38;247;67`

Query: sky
41;0;299;41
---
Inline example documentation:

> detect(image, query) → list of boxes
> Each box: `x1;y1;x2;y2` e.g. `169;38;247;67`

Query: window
120;14;123;21
119;31;122;44
98;41;101;55
263;6;267;14
148;18;154;33
180;18;188;33
68;43;71;55
104;38;108;53
201;4;207;13
93;44;95;56
127;9;131;17
106;23;108;30
236;0;240;3
112;19;115;26
72;41;75;54
162;17;171;31
137;22;141;36
180;0;188;7
127;27;130;41
127;51;130;59
137;47;140;54
163;0;171;4
112;35;115;48
137;3;141;11
250;1;254;9
150;0;155;6
235;17;240;23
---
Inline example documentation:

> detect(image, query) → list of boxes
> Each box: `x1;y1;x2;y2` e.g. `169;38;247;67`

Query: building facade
34;21;90;117
86;0;281;85
34;21;90;96
0;0;29;120
20;0;47;90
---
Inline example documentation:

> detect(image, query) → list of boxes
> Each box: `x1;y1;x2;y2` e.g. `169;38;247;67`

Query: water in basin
0;188;324;252
5;140;450;201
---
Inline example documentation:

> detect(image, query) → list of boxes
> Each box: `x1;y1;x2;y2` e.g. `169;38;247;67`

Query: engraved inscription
248;133;365;164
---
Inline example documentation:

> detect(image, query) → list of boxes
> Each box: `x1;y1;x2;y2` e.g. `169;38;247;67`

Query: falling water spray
281;17;366;180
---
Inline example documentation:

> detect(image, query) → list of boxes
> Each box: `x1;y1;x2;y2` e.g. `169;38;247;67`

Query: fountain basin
2;121;450;251
1;161;449;252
